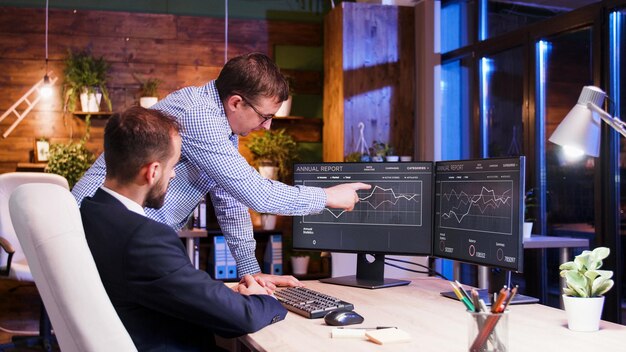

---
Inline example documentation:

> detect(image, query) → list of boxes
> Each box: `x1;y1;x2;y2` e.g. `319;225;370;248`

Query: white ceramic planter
139;96;158;108
523;222;533;241
562;294;604;332
79;92;102;112
275;95;293;117
291;256;310;275
261;214;277;230
385;155;399;162
259;165;279;180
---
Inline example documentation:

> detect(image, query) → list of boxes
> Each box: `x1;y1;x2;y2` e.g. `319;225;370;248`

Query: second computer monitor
432;157;525;272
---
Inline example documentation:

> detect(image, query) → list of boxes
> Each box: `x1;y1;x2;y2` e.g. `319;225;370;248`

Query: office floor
0;280;59;351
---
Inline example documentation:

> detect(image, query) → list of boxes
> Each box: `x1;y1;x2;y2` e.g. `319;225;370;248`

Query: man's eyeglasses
240;96;274;124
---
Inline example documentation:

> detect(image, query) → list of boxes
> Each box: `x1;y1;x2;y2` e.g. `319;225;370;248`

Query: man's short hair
215;52;289;105
104;106;181;184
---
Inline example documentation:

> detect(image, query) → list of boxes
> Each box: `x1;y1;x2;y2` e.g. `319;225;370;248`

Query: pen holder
467;310;509;352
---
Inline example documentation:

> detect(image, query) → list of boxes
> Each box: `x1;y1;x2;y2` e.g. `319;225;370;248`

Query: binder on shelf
212;236;227;280
263;234;283;275
225;241;237;279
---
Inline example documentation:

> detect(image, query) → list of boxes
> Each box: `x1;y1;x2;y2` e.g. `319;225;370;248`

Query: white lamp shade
548;86;606;157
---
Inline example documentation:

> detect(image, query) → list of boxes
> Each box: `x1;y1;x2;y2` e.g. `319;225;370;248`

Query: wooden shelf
16;162;47;172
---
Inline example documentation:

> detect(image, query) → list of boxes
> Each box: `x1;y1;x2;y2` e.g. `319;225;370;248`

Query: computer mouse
324;309;365;326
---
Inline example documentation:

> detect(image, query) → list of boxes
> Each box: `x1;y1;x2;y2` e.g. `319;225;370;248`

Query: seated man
80;106;286;351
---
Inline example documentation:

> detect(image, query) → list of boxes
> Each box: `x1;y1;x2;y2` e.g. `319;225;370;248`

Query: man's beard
144;178;167;209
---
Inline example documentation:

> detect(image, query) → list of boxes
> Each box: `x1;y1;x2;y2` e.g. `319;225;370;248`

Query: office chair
0;172;68;351
8;183;137;352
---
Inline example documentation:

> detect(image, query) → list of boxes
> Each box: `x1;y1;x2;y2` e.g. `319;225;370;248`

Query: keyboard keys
274;287;355;319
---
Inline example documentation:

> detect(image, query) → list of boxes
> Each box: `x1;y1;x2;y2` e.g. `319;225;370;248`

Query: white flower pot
275;95;292;117
79;92;102;112
259;165;279;180
385;155;399;162
261;214;277;230
523;222;533;241
562;294;604;332
140;96;158;108
291;256;310;275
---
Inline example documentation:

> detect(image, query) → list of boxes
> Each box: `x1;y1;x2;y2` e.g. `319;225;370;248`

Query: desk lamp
549;86;626;157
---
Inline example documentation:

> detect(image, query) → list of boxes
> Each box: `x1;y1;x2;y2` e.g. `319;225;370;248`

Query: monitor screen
432;157;525;272
293;162;433;288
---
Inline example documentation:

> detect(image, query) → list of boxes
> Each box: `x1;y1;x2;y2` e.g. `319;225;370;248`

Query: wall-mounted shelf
73;111;114;120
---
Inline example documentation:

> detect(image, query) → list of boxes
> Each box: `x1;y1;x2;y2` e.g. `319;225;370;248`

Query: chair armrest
0;236;15;277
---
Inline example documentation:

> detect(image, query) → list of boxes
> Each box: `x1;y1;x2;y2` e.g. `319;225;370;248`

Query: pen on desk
450;281;475;311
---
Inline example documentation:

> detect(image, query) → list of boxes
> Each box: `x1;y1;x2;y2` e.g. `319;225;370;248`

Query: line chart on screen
438;180;513;235
302;180;423;226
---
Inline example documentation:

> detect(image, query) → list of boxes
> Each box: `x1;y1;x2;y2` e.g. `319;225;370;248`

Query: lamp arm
587;102;626;138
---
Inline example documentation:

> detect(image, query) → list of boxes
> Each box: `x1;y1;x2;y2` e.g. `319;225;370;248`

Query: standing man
72;52;370;286
80;106;287;351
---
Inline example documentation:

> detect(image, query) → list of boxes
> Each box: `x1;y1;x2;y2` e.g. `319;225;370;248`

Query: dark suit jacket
80;189;286;351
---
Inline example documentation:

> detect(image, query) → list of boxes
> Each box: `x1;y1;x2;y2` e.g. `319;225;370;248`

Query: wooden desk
178;228;207;269
237;278;626;351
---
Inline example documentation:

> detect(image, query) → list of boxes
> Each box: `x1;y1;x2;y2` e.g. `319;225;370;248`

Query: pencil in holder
467;310;509;352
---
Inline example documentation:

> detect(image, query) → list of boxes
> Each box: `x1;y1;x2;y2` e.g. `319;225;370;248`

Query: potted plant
559;247;614;331
45;140;95;189
523;188;537;240
62;50;112;114
137;76;162;108
248;129;298;182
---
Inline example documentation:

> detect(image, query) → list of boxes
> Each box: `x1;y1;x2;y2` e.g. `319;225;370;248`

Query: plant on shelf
62;49;112;115
559;246;614;331
247;128;298;181
135;75;162;108
370;141;397;161
45;140;95;189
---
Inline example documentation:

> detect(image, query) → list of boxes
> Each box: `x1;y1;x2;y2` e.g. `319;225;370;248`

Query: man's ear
225;94;243;113
143;161;161;186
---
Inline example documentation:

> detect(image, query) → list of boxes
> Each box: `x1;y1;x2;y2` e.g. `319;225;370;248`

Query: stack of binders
210;236;237;279
263;234;283;275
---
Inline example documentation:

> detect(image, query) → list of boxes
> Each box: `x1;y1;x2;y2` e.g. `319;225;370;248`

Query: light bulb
39;75;53;99
562;145;585;162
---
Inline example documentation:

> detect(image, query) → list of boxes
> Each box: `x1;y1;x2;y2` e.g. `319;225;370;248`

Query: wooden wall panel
0;6;321;174
323;3;414;161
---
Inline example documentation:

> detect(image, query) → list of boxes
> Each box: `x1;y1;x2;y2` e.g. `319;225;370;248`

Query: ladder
0;71;58;138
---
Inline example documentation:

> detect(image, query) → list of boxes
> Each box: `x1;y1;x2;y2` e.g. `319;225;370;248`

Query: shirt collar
100;185;146;216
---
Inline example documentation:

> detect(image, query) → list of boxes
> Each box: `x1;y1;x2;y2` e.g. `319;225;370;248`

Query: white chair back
9;183;137;352
0;172;68;281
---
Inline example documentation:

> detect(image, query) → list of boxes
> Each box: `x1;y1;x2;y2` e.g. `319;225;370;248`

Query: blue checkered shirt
72;80;326;276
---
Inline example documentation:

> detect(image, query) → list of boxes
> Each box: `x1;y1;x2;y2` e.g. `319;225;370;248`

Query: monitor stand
440;269;539;305
320;253;410;289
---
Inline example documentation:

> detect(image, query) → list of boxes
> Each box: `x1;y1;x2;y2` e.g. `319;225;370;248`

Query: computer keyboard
274;286;355;319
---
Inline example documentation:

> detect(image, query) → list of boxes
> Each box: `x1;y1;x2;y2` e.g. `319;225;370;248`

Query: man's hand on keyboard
253;273;304;291
233;274;273;296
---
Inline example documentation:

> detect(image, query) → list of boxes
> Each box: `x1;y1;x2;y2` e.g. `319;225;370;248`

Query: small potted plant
370;141;388;162
62;50;112;114
559;247;614;331
45;140;95;189
523;188;537;240
247;129;298;181
137;76;162;108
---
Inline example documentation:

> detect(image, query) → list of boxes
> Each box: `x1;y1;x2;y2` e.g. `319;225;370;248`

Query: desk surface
239;278;626;352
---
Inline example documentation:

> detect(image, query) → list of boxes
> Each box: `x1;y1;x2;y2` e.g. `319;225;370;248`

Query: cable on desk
384;258;450;281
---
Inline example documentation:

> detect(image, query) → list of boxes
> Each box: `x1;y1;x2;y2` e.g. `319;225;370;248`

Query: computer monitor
432;157;537;304
292;162;433;289
432;157;524;272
